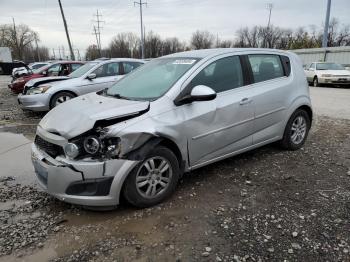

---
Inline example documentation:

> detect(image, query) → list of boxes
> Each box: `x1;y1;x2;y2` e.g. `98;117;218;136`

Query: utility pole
58;0;75;60
12;17;20;60
93;10;104;52
52;48;56;59
93;25;101;56
34;35;41;61
134;0;147;59
322;0;332;47
266;3;273;29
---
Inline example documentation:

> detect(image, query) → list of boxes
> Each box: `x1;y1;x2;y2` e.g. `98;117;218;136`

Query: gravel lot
0;75;350;261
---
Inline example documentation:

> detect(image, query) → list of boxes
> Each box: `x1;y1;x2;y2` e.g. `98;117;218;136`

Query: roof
163;48;289;59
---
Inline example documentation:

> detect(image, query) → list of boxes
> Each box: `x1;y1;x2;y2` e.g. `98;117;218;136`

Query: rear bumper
18;93;50;111
31;143;139;207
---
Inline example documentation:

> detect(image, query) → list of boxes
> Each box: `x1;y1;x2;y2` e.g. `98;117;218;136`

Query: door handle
239;98;252;105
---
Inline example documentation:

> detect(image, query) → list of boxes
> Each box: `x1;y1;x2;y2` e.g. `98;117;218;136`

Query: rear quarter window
248;54;285;83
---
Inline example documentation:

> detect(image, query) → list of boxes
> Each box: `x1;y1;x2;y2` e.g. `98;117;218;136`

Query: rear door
79;62;120;94
246;53;292;145
182;55;254;167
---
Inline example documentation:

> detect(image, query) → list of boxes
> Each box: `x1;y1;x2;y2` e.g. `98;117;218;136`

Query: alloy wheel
135;156;173;199
290;116;307;145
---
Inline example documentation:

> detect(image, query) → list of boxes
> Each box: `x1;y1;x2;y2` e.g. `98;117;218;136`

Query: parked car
304;62;350;87
31;48;312;208
9;61;84;93
18;58;145;111
12;62;51;79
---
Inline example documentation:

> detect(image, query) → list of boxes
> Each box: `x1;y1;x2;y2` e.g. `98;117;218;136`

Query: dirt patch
0;116;349;261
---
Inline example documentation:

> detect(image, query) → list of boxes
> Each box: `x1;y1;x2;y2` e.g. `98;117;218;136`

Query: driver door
180;55;254;167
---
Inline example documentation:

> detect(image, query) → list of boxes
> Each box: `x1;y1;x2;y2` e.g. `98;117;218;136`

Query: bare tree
85;44;100;60
190;30;215;49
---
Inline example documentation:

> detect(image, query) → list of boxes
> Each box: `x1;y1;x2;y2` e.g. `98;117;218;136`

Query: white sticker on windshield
173;59;196;65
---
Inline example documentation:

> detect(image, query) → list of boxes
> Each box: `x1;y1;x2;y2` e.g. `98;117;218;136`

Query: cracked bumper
31;143;139;207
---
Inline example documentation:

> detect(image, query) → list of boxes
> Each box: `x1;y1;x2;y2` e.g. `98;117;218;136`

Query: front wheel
123;146;180;208
280;109;311;150
50;91;75;109
313;77;319;87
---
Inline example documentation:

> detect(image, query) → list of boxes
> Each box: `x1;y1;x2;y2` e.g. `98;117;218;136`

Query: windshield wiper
106;92;131;100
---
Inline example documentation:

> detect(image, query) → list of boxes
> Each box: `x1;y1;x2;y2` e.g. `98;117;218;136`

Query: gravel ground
0;75;350;261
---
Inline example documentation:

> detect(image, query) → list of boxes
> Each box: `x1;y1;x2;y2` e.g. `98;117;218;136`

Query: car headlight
27;85;51;95
83;136;101;155
321;74;333;77
64;143;80;159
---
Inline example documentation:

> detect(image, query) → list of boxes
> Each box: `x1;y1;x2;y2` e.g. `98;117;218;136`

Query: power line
58;0;75;60
134;0;147;59
93;9;105;52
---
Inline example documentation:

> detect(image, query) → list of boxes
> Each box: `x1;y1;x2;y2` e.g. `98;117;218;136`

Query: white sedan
304;62;350;87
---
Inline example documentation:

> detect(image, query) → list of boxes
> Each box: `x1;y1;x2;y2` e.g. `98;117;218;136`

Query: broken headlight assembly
64;132;121;160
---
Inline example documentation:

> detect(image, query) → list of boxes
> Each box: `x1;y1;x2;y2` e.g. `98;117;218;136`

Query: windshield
106;57;199;101
68;62;98;78
316;63;345;70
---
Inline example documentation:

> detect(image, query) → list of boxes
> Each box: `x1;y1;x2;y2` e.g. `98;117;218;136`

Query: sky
0;0;349;58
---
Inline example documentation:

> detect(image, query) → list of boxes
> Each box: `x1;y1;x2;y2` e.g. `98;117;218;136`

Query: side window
248;54;284;83
47;64;60;76
123;62;143;74
93;62;119;78
310;63;316;70
190;56;244;93
58;64;70;76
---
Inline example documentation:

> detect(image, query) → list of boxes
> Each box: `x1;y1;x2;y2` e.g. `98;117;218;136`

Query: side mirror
175;85;216;105
87;73;97;80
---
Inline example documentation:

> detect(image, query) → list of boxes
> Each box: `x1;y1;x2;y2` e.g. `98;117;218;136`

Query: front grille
34;135;63;158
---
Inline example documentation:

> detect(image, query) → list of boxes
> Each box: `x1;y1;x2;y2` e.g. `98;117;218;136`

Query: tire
50;91;75;109
313;77;319;87
123;146;180;208
280;109;311;150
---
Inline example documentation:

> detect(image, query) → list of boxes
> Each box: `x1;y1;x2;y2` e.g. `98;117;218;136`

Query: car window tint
190;56;244;93
93;62;119;78
123;62;143;74
248;54;284;83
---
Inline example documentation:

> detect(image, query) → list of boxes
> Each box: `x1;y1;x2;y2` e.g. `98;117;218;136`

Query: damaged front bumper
31;143;139;207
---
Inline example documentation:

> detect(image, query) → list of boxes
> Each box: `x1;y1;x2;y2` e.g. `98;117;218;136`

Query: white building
292;46;350;66
0;47;12;62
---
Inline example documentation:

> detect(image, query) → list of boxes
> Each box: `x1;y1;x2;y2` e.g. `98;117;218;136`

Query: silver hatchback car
31;48;312;208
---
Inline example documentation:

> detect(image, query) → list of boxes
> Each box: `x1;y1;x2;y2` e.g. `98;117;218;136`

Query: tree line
86;17;350;60
1;17;349;62
0;23;50;62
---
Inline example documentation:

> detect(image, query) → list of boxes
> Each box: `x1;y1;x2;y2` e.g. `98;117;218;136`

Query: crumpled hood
39;92;150;139
28;76;69;86
318;70;350;76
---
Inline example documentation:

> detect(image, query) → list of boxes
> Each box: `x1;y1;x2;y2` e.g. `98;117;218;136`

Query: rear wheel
50;91;75;109
280;109;311;150
123;146;179;208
